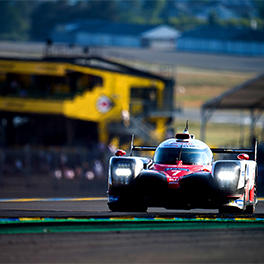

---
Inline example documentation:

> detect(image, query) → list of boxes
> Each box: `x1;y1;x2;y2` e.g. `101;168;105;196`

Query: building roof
202;73;264;110
96;23;154;36
141;25;180;39
0;55;171;83
59;20;155;36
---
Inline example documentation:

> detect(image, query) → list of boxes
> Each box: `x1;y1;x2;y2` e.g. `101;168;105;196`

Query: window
130;87;158;115
154;147;213;165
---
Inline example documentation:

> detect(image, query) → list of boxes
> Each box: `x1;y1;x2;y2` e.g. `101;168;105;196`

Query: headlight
217;170;237;181
213;161;241;192
115;168;132;177
110;159;135;186
109;157;144;186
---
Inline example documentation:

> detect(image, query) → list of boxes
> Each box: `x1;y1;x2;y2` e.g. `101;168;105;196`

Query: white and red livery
108;124;257;214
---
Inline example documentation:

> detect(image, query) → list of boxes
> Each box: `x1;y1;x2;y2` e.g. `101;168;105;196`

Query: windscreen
154;147;212;165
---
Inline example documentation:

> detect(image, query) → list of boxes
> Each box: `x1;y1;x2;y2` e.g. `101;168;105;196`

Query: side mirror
237;153;249;160
115;149;126;156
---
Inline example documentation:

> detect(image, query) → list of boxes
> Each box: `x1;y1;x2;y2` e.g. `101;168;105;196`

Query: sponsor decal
96;95;113;113
165;143;198;148
169;178;179;183
168;176;183;182
235;199;244;206
108;196;119;202
162;139;208;150
164;168;190;172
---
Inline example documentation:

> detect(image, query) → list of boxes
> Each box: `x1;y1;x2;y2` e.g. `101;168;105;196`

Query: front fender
134;170;168;192
179;172;216;194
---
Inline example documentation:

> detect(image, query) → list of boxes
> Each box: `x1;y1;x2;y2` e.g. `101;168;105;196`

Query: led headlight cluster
216;170;237;181
115;168;132;177
213;161;240;192
109;157;144;186
110;158;135;185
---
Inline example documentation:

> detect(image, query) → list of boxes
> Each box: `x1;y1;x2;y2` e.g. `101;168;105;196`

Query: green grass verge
1;222;264;234
176;69;253;108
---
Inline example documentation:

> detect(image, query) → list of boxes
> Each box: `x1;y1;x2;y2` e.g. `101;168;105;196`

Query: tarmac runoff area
1;198;264;263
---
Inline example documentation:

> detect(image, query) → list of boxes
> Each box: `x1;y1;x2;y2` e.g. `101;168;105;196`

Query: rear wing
132;146;156;151
129;135;257;161
129;135;157;155
211;143;257;161
131;146;157;154
131;146;257;161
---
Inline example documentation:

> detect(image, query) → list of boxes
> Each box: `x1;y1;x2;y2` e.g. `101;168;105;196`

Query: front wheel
218;206;242;214
244;185;257;214
108;202;126;212
218;185;257;215
244;203;255;214
108;202;147;212
108;197;147;212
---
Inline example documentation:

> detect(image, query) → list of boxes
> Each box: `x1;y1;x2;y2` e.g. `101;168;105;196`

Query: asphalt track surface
102;47;264;73
1;198;264;263
1;42;264;73
0;197;264;217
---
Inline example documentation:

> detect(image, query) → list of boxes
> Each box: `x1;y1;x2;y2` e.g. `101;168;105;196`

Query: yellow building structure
0;56;175;147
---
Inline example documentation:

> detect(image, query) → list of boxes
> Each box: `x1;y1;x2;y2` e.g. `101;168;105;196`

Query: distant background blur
0;0;264;197
1;0;264;42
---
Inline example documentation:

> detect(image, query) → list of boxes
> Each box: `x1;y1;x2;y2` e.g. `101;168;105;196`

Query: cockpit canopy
154;147;213;166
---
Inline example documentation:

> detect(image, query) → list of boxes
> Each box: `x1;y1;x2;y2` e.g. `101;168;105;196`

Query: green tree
143;0;166;24
118;0;145;24
30;0;121;40
169;16;205;32
254;0;264;19
0;1;33;40
87;0;120;21
30;1;71;41
208;10;219;25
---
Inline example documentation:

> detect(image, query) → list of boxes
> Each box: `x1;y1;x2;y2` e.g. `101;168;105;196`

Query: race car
107;123;258;214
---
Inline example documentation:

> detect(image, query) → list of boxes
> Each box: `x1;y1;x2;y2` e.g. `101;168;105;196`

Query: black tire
108;201;147;212
218;206;228;214
218;206;242;214
245;185;257;214
245;203;255;214
108;202;126;212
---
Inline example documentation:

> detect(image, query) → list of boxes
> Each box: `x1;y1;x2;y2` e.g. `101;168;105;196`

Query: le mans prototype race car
107;123;258;214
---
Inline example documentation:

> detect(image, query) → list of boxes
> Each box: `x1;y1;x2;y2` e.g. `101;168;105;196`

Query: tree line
0;0;263;41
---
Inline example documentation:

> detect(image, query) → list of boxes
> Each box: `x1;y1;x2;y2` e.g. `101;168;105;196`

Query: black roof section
202;73;264;110
0;55;172;83
180;25;264;42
